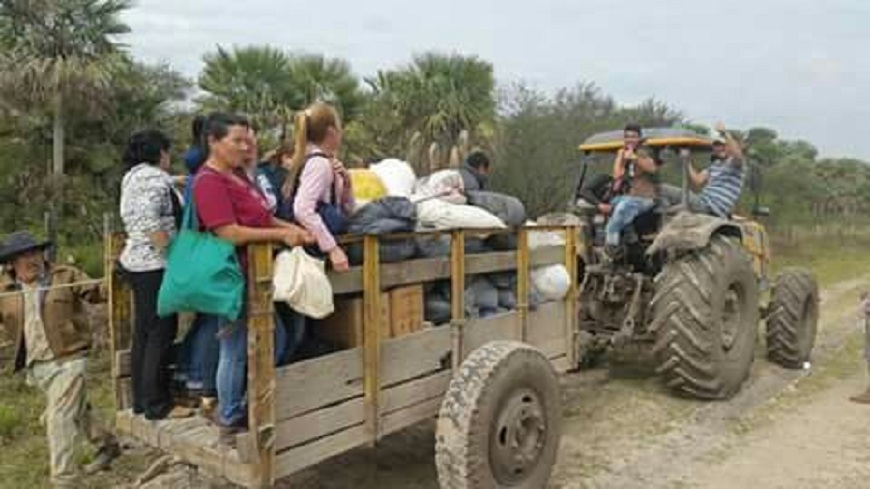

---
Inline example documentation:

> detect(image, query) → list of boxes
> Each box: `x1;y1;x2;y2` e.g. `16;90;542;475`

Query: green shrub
0;404;22;441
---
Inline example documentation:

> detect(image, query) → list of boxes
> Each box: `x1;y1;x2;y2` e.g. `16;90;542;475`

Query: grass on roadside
0;352;157;489
771;234;870;287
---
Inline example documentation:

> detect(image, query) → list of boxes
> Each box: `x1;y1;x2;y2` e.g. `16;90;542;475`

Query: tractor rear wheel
651;235;759;399
766;268;819;369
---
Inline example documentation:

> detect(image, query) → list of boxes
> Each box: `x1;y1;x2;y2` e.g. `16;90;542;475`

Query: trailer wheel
435;341;562;489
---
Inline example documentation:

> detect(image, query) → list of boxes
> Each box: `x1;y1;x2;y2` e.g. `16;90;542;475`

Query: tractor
565;128;819;399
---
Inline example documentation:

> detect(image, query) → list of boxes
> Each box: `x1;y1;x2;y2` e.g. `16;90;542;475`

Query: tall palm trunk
52;93;64;176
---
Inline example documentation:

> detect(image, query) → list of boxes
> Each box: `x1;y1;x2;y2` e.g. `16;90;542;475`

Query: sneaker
82;442;121;475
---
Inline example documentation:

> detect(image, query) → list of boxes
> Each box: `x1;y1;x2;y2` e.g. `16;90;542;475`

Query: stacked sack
343;159;570;325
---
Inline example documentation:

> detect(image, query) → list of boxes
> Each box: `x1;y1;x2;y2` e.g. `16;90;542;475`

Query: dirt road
142;276;870;489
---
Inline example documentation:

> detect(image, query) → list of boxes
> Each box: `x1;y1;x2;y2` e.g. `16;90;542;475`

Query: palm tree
366;52;496;148
198;45;295;131
199;47;364;135
0;0;131;177
287;54;364;119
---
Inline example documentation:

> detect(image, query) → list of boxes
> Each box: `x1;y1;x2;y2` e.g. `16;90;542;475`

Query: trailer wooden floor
116;410;255;487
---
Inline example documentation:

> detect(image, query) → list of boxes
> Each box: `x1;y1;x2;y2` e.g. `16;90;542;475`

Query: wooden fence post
104;214;132;411
247;244;276;488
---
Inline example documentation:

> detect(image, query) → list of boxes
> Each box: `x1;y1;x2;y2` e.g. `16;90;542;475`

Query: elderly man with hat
659;122;746;216
0;231;119;488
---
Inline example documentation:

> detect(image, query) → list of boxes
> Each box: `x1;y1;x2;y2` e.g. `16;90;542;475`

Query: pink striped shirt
293;145;354;252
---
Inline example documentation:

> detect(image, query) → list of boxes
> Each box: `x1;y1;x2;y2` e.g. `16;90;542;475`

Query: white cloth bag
273;248;334;319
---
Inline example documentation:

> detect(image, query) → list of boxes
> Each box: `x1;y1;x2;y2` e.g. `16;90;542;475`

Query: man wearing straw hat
0;231;119;488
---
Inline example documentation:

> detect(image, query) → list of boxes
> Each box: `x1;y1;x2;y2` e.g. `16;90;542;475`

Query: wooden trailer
106;226;581;488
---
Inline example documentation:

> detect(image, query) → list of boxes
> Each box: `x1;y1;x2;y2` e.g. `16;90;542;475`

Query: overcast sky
123;0;870;159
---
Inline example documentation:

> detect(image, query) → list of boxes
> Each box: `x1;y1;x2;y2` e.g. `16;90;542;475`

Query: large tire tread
767;267;819;369
435;341;561;489
651;236;759;400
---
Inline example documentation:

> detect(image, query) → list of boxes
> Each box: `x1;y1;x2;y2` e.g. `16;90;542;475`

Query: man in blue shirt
661;122;745;217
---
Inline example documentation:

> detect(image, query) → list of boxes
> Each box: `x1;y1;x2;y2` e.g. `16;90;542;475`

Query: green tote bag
157;183;244;320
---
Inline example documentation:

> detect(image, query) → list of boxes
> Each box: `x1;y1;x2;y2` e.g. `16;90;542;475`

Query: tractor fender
646;211;743;256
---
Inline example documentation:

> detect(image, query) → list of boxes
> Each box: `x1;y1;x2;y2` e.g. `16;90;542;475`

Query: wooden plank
527;302;568;358
106;228;132;411
246;244;276;486
115;410;133;436
530;245;566;267
157;416;209;450
380;397;442;438
550;355;571;374
274;425;370;480
462;313;522;357
316;293;390;348
465;250;515;275
362;235;382;443
564;227;579;369
118;409;253;488
382;257;452;289
115;350;130;378
274;398;365;453
381;326;452;387
328;245;565;296
517;229;531;342
328;267;363;295
275;348;364;421
380;370;452;414
389;284;423;337
117;377;132;412
275;398;366;452
450;231;465;370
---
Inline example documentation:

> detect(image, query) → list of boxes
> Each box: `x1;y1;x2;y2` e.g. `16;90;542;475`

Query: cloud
122;0;870;159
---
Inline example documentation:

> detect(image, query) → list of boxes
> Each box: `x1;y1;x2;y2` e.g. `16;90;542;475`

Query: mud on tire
766;267;819;369
650;236;759;399
435;341;562;489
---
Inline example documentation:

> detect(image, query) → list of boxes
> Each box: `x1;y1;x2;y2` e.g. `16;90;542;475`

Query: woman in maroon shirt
193;112;312;443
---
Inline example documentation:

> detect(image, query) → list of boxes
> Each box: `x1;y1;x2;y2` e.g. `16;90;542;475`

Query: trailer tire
435;341;561;489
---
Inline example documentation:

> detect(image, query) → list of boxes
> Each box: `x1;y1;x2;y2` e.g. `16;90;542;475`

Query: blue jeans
178;314;220;396
605;196;655;246
215;308;301;426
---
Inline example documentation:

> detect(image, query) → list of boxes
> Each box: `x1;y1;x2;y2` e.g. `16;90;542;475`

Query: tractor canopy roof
579;127;713;153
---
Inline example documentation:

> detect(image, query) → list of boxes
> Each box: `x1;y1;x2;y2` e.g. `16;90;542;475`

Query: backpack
277;152;348;237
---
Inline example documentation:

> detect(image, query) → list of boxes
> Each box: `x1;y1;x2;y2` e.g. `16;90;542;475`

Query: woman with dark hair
192;112;313;443
183;115;208;174
119;129;192;420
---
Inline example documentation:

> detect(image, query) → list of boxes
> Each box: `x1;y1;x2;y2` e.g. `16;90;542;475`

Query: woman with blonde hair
280;102;354;272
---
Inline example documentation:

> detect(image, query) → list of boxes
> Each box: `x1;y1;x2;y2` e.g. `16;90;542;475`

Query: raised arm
715;122;744;164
